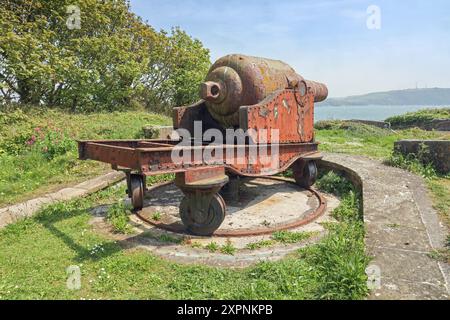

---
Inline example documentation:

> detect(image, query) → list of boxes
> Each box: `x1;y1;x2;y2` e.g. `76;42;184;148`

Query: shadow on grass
34;200;179;264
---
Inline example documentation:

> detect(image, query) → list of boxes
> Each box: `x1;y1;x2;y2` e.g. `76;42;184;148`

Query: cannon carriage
78;54;328;236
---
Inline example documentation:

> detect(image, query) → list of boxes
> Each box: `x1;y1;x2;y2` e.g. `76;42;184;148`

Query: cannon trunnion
78;54;329;236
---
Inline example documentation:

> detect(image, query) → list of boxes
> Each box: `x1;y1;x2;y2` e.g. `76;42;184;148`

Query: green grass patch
158;234;183;244
106;202;133;234
0;169;369;299
220;240;237;256
0;108;170;207
205;242;220;253
386;108;450;129
272;231;314;244
427;179;450;229
141;232;183;244
316;122;449;159
151;212;162;221
246;240;276;250
316;171;353;197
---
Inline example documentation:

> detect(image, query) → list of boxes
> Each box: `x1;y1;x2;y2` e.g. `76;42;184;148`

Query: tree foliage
0;0;211;113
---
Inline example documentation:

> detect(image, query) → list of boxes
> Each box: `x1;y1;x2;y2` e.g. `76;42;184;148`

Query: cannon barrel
200;54;328;128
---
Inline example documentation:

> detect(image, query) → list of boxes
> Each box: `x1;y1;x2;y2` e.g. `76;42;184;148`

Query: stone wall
142;125;176;140
390;119;450;131
427;119;450;131
394;140;450;174
347;120;391;129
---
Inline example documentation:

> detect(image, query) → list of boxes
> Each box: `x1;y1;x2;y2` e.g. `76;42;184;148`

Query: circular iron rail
135;176;327;238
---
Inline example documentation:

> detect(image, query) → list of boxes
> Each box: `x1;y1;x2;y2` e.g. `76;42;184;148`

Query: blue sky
129;0;450;97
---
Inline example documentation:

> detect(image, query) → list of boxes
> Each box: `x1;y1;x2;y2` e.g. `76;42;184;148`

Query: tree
0;0;211;113
141;27;211;113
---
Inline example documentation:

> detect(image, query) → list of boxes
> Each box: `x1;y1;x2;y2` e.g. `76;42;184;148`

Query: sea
314;105;447;122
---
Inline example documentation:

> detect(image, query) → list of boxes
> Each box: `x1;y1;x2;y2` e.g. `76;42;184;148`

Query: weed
158;234;182;244
427;249;450;263
205;242;219;253
272;231;314;244
220;240;236;255
190;242;203;249
106;202;133;234
246;240;276;250
152;212;162;221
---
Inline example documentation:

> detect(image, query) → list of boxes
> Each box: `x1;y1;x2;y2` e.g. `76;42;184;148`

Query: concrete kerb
320;153;449;300
0;171;126;229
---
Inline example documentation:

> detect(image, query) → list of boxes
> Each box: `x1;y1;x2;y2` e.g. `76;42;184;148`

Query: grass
205;242;220;253
316;116;449;259
220;240;237;256
140;230;184;245
316;171;354;197
106;202;133;234
151;212;162;221
246;240;276;250
316;122;449;159
427;178;450;230
272;231;314;244
0;107;170;207
385;107;450;129
0;171;369;300
1;108;448;300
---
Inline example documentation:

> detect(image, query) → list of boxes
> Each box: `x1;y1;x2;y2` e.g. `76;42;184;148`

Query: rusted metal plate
78;140;321;177
176;166;228;188
239;88;315;143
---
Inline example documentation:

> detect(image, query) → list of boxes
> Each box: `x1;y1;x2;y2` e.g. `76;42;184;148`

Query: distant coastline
319;88;450;106
314;105;448;122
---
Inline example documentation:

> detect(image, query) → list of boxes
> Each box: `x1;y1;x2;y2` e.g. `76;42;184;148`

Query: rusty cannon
78;54;328;236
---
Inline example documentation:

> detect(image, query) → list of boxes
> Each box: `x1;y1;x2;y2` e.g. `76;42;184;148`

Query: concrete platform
138;178;325;236
90;178;340;268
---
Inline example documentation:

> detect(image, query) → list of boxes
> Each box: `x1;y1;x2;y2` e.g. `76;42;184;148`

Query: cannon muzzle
305;80;328;103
